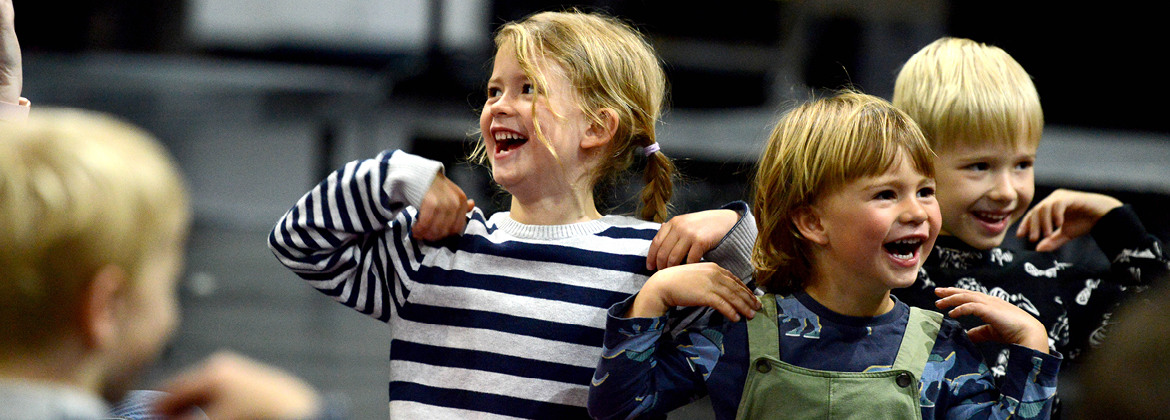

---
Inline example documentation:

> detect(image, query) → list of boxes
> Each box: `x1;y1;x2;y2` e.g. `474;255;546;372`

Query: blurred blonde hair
0;108;190;354
472;10;675;222
752;92;934;293
893;37;1043;153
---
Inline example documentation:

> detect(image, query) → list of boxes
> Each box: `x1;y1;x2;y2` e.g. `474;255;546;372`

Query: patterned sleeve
588;296;723;420
1092;205;1169;287
928;322;1062;420
267;150;444;322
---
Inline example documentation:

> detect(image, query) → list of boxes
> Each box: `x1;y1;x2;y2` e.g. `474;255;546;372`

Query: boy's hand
647;209;739;270
155;352;323;420
1016;189;1123;252
1;0;22;104
934;287;1049;354
413;171;474;241
627;262;759;321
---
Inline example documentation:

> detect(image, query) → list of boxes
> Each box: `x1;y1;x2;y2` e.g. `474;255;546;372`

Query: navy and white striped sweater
268;150;755;419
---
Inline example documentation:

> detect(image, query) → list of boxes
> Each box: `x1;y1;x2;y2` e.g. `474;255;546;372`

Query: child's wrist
625;283;670;318
1020;321;1049;354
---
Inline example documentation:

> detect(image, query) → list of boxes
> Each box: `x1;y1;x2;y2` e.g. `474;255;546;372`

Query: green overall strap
747;294;780;361
892;307;944;375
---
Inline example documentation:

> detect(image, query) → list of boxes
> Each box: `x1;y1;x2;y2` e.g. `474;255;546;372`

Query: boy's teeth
885;238;921;260
974;212;1008;221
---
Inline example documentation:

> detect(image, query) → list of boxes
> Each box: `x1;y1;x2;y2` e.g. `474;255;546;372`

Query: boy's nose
986;171;1018;203
901;199;929;224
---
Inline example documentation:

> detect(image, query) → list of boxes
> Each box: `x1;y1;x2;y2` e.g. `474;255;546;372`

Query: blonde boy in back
891;37;1168;410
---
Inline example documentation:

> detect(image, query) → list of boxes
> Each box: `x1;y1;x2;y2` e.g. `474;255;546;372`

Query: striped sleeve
268;150;443;322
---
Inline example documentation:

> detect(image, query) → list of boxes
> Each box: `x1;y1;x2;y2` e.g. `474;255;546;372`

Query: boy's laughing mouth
883;236;924;265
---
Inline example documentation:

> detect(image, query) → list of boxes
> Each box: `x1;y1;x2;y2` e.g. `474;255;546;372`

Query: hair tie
642;143;661;156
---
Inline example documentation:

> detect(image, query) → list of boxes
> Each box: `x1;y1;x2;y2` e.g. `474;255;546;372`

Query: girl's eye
918;187;936;198
522;84;536;94
487;87;501;98
875;190;897;200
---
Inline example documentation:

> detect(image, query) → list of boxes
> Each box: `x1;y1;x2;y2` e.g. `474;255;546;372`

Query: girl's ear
581;108;618;150
792;206;830;246
80;265;127;351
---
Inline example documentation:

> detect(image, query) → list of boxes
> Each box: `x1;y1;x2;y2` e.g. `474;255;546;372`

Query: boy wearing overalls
587;93;1061;420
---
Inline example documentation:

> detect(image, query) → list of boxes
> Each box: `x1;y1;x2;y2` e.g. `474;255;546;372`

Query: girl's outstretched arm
268;150;468;322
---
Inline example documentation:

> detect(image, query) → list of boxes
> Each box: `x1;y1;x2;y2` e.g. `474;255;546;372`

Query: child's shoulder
600;214;661;230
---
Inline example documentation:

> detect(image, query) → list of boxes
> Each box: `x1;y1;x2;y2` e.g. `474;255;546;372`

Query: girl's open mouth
494;131;529;154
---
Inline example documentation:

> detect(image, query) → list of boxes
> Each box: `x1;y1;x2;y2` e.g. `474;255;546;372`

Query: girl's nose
491;93;516;116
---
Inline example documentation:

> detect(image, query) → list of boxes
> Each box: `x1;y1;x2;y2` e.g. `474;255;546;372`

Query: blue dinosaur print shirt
587;292;1061;420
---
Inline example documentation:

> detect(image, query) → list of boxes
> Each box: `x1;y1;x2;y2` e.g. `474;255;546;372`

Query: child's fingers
1035;234;1069;253
154;367;215;416
932;286;967;299
685;242;706;266
664;236;693;268
1024;208;1043;242
965;324;1001;344
708;270;757;321
1051;200;1066;231
648;223;674;270
1016;210;1031;238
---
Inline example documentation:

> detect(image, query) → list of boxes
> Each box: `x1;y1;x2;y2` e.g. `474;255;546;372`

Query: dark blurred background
15;1;1169;418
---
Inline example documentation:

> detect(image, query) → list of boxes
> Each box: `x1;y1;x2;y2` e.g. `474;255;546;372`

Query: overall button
755;359;772;373
896;372;913;388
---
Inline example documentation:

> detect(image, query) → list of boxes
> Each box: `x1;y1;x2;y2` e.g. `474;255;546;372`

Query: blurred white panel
442;0;490;51
186;0;486;52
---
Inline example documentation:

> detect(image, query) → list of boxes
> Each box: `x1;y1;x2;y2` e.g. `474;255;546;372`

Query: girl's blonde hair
0;108;190;355
752;92;934;293
473;10;675;222
893;37;1043;153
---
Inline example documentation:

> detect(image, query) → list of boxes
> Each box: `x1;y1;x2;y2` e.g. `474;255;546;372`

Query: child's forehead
938;138;1037;159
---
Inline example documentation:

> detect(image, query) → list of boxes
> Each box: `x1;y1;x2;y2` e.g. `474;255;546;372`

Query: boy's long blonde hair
473;10;675;222
752;92;934;293
0;109;190;355
894;37;1043;152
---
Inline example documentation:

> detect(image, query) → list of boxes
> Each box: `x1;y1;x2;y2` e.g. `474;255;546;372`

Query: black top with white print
895;205;1167;373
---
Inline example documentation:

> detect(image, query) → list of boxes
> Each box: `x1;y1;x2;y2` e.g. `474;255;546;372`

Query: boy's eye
964;162;990;171
1015;160;1034;171
875;190;897;200
917;187;936;198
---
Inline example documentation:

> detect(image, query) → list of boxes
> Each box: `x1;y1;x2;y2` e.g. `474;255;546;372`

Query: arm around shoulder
703;201;759;283
1090;204;1169;286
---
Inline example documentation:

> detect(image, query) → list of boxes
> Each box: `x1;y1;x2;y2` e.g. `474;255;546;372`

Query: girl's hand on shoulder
647;209;739;270
414;171;475;241
1016;189;1123;252
934;287;1049;354
627;262;759;321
